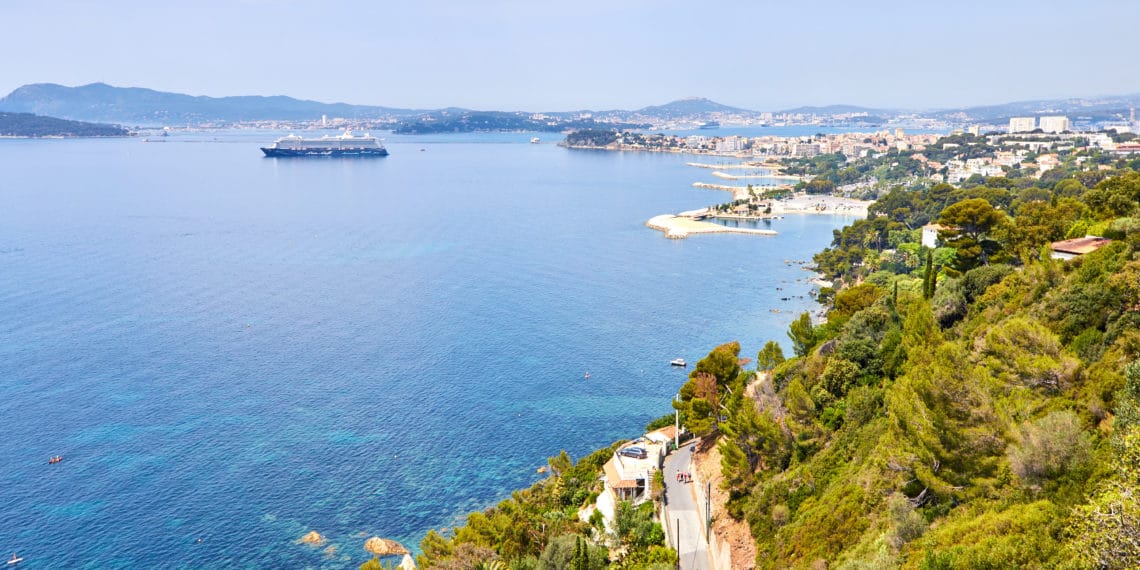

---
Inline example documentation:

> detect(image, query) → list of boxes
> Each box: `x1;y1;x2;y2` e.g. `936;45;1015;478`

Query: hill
930;94;1140;123
0;83;425;125
0;111;129;137
393;111;648;134
778;104;892;116
632;97;753;119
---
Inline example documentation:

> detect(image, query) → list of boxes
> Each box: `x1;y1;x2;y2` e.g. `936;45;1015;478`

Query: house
921;223;951;249
1050;236;1112;260
603;457;644;502
1036;154;1061;175
594;435;669;530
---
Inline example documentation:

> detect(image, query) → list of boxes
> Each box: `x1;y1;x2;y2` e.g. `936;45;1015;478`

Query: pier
646;215;778;239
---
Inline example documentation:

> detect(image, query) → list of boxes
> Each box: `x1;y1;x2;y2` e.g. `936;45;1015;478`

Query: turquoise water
0;132;855;568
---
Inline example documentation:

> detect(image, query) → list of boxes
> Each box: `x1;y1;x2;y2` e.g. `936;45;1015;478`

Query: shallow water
0;132;854;568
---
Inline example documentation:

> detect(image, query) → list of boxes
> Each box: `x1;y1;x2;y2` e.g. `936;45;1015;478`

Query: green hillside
406;166;1140;570
697;171;1140;569
0;111;128;137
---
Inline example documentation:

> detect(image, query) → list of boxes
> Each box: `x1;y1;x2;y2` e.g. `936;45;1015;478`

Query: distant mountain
0;111;129;137
930;94;1140;123
0;83;426;125
777;104;891;116
632;97;753;120
393;110;648;134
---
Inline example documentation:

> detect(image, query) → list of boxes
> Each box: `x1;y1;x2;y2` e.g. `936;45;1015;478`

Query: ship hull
261;147;389;157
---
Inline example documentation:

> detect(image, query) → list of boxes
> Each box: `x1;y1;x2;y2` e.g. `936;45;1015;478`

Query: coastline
647;192;870;239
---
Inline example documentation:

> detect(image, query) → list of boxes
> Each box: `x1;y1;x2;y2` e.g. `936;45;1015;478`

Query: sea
0;129;858;568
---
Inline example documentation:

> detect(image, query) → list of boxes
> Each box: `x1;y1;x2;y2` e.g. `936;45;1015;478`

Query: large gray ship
261;131;388;157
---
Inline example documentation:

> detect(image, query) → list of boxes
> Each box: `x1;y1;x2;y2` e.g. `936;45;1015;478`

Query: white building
1037;154;1061;175
1088;133;1114;150
921;223;947;249
1039;116;1071;133
1009;117;1036;133
686;135;710;148
716;135;745;153
595;435;668;531
792;143;820;158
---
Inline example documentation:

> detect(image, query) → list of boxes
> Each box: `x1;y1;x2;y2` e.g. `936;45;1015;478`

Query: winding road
663;444;712;570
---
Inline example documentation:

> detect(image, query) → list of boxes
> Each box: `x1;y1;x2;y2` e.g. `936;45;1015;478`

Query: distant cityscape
2;83;1140;137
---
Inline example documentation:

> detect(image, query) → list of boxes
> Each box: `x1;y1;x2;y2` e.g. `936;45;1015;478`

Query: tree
674;343;743;435
757;341;785;371
938;198;1008;268
1084;171;1140;218
830;283;883;321
788;312;816;357
922;250;935;300
547;450;573;477
1068;430;1140;567
691;341;742;387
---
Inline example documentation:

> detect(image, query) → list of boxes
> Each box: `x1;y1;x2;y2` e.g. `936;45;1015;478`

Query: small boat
670;359;686;367
7;554;22;566
584;372;591;379
530;137;540;144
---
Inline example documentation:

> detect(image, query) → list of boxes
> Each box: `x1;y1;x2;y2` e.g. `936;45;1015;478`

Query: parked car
619;447;648;459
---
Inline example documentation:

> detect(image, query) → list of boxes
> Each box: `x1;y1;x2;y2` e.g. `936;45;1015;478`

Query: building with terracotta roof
922;223;954;249
592;435;670;531
1050;236;1112;260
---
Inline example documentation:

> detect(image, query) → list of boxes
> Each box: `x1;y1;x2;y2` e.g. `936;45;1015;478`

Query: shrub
931;278;967;328
1007;411;1091;487
961;264;1013;304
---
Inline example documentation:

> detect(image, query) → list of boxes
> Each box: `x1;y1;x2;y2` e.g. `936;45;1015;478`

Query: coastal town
555;111;1140;241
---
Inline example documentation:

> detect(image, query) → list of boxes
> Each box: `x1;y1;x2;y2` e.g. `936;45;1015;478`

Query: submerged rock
299;531;324;545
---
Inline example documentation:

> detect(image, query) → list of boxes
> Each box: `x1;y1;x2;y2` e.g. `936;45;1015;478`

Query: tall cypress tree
923;251;934;299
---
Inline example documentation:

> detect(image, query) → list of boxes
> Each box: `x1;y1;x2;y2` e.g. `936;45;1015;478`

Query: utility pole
674;408;679;450
676;517;681;570
706;482;712;542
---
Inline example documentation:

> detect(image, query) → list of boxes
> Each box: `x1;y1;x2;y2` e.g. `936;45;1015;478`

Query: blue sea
0;131;855;568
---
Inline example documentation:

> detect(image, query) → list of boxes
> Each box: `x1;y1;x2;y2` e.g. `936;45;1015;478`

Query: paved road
663;444;711;570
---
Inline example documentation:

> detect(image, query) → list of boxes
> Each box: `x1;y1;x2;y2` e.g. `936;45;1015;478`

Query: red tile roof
1051;236;1111;255
604;459;639;489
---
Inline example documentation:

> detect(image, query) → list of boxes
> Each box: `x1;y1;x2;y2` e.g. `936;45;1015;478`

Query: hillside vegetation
0;111;128;137
409;165;1140;570
684;169;1140;569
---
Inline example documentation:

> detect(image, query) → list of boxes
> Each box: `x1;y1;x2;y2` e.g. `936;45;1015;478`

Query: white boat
670;358;686;367
530;137;540;144
7;555;22;566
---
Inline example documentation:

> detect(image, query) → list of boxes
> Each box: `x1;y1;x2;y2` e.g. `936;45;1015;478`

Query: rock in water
299;531;324;545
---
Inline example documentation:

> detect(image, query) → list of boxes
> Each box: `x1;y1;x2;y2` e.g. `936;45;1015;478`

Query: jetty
646;215;778;239
687;162;778;170
711;171;801;182
693;182;750;200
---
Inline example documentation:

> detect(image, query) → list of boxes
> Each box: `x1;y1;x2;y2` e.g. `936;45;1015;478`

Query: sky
3;0;1139;112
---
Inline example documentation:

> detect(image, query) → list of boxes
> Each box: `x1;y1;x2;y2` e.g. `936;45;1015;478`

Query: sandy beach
645;192;869;239
773;193;870;217
646;214;778;239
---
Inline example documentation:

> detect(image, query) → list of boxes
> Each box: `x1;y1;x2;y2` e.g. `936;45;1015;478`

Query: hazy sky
3;0;1138;111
